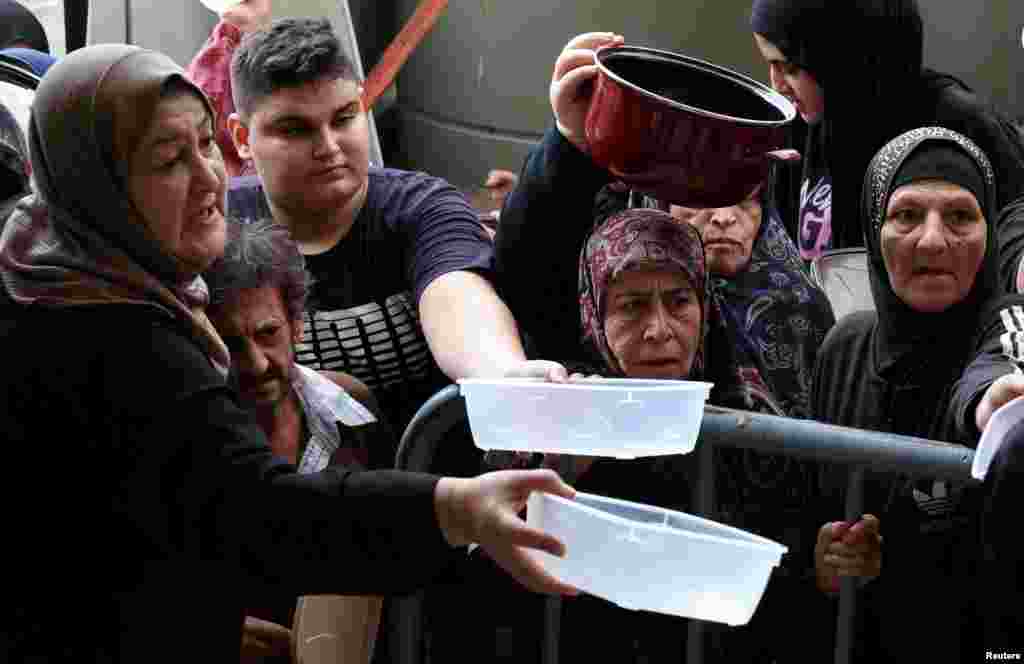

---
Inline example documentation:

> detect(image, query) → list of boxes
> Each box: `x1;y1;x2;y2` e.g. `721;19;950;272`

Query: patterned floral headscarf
579;208;708;377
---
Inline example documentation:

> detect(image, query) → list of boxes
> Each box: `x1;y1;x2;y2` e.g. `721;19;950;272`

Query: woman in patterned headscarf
559;209;707;663
670;191;835;419
558;208;854;663
578;207;709;380
812;126;1024;661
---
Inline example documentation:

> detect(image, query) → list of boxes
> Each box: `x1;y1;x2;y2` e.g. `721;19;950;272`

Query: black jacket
1;303;455;662
810;305;1018;662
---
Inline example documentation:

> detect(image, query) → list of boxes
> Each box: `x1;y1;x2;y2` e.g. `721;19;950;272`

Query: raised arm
186;1;272;177
958;296;1024;437
494;33;622;361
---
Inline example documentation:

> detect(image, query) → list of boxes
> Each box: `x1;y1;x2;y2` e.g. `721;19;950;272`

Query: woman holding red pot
749;0;1024;288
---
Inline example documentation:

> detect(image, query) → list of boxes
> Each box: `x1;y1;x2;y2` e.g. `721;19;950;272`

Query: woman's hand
814;514;881;595
550;32;623;152
484;169;519;208
435;470;580;595
976;372;1024;433
222;0;273;34
500;359;575;382
240;615;292;663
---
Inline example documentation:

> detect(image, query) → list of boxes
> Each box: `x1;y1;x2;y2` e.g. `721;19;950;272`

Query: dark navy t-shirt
228;167;494;431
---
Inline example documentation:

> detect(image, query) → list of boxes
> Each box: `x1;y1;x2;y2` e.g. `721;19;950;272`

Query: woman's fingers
493;508;567;557
554;63;601;103
563;31;623;55
976;372;1024;431
487;544;580;595
842;514;881;546
553;49;601;82
502;359;569;382
502;468;576;501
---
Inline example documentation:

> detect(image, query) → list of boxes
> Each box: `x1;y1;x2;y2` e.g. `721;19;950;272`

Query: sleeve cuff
538;124;613;190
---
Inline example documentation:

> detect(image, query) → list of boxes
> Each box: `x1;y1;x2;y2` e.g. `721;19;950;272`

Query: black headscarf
0;1;49;53
861;127;997;376
750;0;926;251
749;0;831;87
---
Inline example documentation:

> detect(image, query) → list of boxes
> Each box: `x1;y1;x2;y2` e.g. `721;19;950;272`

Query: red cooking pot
585;45;798;208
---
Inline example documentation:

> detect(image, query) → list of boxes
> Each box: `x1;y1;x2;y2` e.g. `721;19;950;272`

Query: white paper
972;395;1024;480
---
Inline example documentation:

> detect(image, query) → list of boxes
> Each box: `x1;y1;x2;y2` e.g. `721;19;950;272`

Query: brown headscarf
579;208;708;377
0;44;230;375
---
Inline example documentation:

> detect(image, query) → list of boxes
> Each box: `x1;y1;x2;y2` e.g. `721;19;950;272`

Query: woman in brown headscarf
0;44;576;662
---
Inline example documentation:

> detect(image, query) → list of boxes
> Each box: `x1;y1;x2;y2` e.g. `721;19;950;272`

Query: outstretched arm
419;269;570;381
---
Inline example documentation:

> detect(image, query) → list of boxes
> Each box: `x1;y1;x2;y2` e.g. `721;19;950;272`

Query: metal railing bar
834;467;866;664
686;437;717;664
700;406;976;482
394;387;979;664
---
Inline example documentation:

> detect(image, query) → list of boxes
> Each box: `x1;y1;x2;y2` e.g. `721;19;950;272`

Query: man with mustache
205;218;391;662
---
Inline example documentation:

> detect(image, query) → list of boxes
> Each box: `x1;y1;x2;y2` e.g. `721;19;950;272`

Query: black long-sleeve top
810;304;1022;661
1;303;456;663
495;126;612;363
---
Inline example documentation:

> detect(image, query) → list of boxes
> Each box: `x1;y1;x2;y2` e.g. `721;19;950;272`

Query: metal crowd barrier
393;384;978;664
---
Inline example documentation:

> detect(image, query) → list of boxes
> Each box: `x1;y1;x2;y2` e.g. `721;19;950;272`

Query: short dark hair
231;17;359;119
206;218;312;323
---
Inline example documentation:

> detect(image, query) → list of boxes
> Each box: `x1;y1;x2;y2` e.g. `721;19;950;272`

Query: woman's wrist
434;477;471;547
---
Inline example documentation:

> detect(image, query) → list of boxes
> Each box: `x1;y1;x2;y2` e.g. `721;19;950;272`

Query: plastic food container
458;378;713;458
527;491;787;626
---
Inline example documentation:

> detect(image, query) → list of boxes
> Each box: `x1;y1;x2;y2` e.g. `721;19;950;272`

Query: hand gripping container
527;491;787;626
458;378;713;458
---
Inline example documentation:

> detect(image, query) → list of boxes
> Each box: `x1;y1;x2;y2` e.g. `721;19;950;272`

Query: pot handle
764;149;802;162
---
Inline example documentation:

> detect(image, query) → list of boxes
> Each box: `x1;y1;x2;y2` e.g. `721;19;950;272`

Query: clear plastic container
527;491;787;626
458;378;712;458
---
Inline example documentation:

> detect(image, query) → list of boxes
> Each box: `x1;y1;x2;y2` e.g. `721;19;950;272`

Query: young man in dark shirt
223;17;566;432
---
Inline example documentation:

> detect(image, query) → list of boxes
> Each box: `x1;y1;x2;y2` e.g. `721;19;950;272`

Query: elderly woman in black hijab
0;45;578;662
749;0;1024;285
812;127;1024;661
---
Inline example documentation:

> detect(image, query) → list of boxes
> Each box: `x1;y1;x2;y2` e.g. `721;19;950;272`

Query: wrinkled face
753;33;825;124
124;92;227;275
881;180;987;313
603;267;703;379
233;77;370;218
671;197;762;276
208;286;303;410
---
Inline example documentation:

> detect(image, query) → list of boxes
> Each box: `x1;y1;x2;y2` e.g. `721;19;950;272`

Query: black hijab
861;127;997;376
0;1;49;53
750;0;926;251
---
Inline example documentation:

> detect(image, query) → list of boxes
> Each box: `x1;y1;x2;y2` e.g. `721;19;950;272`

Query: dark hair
206;218;312;323
230;17;359;118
